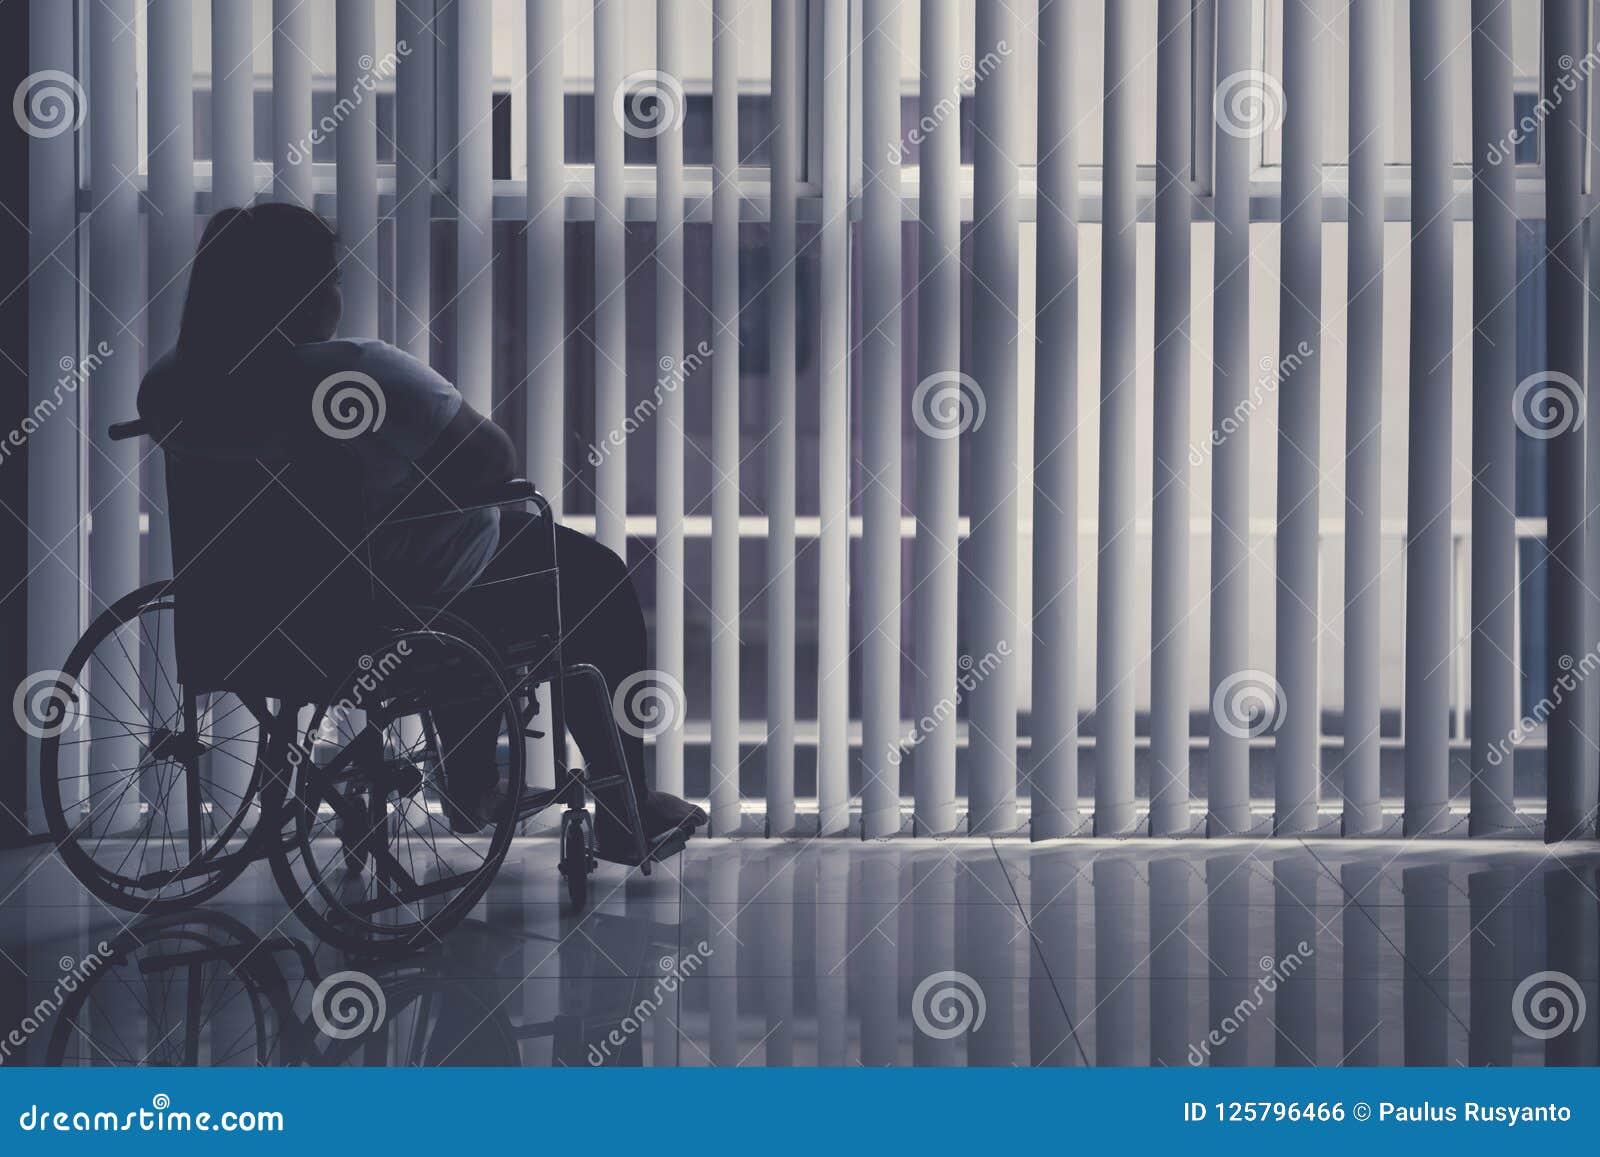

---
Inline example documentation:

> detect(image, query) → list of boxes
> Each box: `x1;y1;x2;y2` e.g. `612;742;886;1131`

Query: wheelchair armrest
382;478;544;525
461;478;540;508
108;419;150;442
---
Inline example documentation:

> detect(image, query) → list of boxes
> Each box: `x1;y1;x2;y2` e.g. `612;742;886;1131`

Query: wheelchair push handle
108;418;150;442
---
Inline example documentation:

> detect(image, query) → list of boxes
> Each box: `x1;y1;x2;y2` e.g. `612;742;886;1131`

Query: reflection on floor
2;839;1598;1067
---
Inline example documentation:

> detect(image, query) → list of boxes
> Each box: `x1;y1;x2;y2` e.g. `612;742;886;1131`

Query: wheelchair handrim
39;584;270;914
267;625;526;953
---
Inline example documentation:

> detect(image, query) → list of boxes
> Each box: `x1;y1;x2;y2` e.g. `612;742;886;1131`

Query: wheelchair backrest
164;438;379;701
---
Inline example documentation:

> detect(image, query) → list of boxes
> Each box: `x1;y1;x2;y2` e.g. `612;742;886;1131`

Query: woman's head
176;203;341;369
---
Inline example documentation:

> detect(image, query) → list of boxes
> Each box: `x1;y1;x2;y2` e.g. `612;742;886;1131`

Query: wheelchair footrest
594;830;689;869
647;833;688;863
517;786;564;815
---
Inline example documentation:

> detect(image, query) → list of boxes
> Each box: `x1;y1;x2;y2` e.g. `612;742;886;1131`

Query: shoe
594;791;705;862
646;791;707;830
448;782;513;835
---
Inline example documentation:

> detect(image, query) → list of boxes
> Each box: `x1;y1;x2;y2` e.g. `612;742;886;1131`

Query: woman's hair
176;203;339;371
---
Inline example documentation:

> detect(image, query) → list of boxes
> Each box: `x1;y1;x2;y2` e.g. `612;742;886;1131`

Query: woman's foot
645;790;707;829
446;782;512;835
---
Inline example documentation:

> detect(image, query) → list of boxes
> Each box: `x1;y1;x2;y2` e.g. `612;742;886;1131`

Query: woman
139;203;704;860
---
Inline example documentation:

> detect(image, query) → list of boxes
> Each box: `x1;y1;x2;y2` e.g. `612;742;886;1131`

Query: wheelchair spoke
54;698;169;747
44;593;264;913
91;632;150;722
55;697;170;735
148;597;182;712
63;1008;140;1067
345;869;482;916
201;694;258;736
393;800;468;884
275;623;525;948
81;771;146;848
153;764;184;880
103;769;171;880
201;745;265;777
202;720;266;749
55;761;159;781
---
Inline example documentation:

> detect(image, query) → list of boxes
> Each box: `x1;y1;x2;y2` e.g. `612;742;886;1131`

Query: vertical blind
24;0;1600;842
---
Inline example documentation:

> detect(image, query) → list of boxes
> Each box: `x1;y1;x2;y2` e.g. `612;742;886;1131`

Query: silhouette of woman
139;204;704;857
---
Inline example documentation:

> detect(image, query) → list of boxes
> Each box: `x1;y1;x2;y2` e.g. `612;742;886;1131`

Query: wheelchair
36;417;686;955
46;907;683;1067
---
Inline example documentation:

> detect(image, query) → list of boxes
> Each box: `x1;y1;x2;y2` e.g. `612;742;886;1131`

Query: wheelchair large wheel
45;911;298;1067
37;583;270;914
267;618;524;955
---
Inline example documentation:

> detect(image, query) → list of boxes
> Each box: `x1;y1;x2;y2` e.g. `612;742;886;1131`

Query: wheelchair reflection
45;907;685;1067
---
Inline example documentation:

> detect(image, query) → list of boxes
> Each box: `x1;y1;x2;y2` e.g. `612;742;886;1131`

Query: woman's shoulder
295;337;425;375
295;338;454;399
136;349;183;421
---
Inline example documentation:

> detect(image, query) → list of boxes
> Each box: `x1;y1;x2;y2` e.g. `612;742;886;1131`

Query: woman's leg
541;522;650;806
437;511;699;848
481;515;657;844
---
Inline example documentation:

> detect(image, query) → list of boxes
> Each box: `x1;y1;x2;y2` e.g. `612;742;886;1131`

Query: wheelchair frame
38;418;679;952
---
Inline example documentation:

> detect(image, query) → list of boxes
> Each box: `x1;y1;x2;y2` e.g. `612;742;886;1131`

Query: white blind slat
1094;0;1138;836
709;0;742;834
912;0;962;837
1148;0;1193;837
965;0;1021;835
1272;0;1326;836
860;0;903;839
766;0;800;834
816;0;851;836
652;0;687;798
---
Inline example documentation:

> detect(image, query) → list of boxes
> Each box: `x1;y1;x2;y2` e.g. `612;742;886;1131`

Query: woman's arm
413;402;518;497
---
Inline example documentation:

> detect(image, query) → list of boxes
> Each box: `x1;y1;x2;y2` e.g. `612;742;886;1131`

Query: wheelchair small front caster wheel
561;813;591;911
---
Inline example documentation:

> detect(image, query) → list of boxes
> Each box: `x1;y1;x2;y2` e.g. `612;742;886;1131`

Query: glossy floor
2;838;1598;1066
